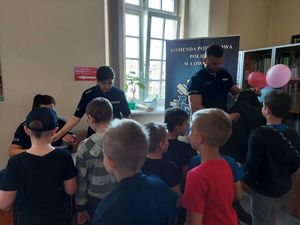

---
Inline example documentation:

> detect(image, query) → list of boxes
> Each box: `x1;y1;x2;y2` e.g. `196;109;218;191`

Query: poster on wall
165;35;240;111
74;66;97;81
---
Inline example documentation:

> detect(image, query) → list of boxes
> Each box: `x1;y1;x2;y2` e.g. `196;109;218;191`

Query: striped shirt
75;133;116;211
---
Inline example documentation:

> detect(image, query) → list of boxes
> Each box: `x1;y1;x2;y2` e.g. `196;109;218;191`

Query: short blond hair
192;108;232;147
103;119;149;173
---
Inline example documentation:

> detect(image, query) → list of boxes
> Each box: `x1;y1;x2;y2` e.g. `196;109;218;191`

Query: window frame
145;11;180;101
124;0;180;103
124;8;145;100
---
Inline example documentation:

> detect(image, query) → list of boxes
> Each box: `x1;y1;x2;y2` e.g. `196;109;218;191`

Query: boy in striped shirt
75;97;116;225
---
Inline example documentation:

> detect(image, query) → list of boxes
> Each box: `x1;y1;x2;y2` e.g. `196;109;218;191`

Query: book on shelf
263;58;271;73
279;56;290;66
291;67;299;78
285;117;300;134
287;83;300;111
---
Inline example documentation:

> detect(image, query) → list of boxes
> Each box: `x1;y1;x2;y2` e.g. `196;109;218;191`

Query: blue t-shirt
265;124;288;132
188;155;244;182
93;172;178;225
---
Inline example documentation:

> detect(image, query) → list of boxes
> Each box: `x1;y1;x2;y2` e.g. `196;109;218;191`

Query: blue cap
26;108;58;131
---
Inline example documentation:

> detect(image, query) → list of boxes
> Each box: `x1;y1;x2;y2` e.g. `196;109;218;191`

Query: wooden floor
0;207;13;225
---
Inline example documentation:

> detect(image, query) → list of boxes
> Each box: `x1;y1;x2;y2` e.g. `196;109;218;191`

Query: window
124;0;180;103
125;12;142;100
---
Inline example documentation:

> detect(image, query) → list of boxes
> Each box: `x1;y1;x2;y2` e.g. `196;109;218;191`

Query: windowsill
131;106;165;115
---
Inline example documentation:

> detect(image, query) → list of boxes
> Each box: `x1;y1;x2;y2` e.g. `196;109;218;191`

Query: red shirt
182;159;238;225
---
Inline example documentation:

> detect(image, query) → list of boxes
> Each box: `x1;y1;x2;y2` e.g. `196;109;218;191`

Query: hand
62;134;77;144
229;113;240;121
230;85;240;97
250;87;261;96
77;211;90;225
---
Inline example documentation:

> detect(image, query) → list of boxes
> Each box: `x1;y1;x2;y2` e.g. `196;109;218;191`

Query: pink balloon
266;64;291;88
247;71;267;88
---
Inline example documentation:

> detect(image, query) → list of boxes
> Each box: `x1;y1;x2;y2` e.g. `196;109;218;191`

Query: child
0;107;78;225
93;119;178;225
182;108;239;225
243;90;300;225
142;122;181;194
8;94;76;157
75;97;116;225
163;108;197;176
188;152;247;224
188;154;243;200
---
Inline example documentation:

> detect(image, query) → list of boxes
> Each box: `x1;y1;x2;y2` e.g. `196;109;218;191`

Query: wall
227;0;272;50
228;0;300;50
183;0;210;38
209;0;229;37
268;0;300;46
0;0;107;167
184;0;273;50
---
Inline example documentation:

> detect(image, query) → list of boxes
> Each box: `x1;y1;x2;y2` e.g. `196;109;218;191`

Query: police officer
8;94;76;157
54;66;131;139
188;44;240;121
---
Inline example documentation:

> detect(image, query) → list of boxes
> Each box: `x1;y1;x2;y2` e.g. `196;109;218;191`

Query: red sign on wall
74;66;97;81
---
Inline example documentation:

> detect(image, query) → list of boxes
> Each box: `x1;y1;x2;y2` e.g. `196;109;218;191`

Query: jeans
251;191;286;225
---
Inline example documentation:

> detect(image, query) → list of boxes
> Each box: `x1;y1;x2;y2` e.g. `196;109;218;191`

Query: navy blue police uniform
188;68;234;112
74;85;131;137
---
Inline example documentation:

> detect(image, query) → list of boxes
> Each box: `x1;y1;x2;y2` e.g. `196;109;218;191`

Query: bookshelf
237;48;272;88
237;43;300;134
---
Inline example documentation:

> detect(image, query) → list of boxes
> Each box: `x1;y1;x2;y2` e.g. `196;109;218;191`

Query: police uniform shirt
188;68;234;112
11;118;69;149
74;85;131;119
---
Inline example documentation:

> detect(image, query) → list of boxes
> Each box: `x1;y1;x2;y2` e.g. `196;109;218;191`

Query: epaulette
84;89;93;95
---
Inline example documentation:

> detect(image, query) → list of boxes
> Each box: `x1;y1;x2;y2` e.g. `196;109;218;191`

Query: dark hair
206;44;223;58
144;122;167;152
264;90;291;118
27;121;43;138
96;66;115;82
86;97;113;123
164;108;189;132
27;123;52;139
32;94;55;110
